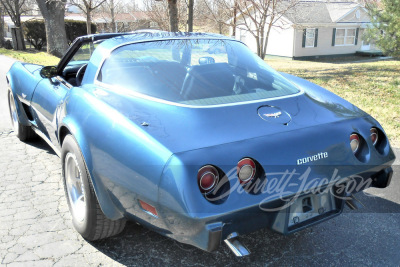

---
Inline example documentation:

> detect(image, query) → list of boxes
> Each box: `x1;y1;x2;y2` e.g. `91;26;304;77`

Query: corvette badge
264;111;282;118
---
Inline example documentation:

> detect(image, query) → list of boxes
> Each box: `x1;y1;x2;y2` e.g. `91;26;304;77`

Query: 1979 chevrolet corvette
7;31;396;256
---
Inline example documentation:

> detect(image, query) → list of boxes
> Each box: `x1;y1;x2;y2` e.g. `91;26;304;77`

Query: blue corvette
7;31;396;256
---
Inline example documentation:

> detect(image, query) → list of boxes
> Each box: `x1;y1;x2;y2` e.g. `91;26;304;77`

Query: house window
335;28;357;46
305;28;316;47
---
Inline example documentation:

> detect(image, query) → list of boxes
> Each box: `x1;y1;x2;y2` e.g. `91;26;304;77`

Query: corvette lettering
297;152;328;165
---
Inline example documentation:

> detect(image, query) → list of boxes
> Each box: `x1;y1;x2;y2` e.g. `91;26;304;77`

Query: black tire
61;134;126;241
8;89;36;141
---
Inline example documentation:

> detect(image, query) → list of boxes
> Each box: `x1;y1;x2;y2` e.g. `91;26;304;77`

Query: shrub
23;20;46;51
5;39;13;49
65;20;97;45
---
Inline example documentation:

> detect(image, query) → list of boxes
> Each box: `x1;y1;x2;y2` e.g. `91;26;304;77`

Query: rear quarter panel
60;85;173;220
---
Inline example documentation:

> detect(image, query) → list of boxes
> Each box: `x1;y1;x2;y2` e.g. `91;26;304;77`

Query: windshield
98;39;300;106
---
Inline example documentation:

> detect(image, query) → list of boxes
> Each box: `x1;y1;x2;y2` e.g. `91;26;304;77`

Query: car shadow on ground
26;138;57;156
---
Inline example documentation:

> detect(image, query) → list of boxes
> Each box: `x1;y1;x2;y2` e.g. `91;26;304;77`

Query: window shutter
314;28;318;47
332;28;336;46
355;28;359;45
302;29;306;48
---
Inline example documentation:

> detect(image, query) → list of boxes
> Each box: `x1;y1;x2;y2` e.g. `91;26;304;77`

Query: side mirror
40;66;57;79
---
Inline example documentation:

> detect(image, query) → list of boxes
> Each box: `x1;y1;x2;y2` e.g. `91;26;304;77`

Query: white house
234;1;378;59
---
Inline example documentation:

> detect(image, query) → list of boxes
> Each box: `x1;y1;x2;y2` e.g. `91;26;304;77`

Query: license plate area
286;189;343;232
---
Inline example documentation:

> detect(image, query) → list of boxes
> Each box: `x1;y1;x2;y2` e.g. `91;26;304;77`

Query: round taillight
197;165;219;194
370;128;378;146
350;134;360;154
237;158;256;184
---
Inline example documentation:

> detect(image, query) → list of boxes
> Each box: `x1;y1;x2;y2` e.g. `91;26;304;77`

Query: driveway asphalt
0;55;16;132
1;55;399;266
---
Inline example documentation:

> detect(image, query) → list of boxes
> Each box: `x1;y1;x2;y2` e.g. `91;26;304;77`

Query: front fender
7;62;43;126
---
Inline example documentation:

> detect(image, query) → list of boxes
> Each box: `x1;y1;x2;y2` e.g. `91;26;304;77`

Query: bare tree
142;0;169;31
141;0;188;31
70;0;106;34
236;0;298;59
96;0;123;32
201;0;235;34
36;0;69;57
0;0;29;50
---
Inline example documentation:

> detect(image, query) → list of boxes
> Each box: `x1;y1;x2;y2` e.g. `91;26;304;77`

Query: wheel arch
6;72;31;126
59;118;125;220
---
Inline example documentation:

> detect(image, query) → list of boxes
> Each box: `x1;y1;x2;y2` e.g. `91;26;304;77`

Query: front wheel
8;89;36;141
61;134;126;240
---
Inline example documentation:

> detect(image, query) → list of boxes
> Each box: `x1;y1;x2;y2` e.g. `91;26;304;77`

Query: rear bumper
155;165;394;252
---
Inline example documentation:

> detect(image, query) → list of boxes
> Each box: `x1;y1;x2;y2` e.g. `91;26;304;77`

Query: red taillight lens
197;165;219;194
237;158;256;184
370;128;379;146
350;134;360;154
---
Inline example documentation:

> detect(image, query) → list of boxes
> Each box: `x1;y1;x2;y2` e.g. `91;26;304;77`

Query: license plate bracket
285;186;345;233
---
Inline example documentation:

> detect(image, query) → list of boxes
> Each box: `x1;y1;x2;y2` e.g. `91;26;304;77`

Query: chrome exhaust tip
224;232;250;257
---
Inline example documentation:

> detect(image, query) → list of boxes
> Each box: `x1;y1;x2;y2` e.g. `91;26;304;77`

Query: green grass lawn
0;48;60;66
1;48;398;146
268;58;400;147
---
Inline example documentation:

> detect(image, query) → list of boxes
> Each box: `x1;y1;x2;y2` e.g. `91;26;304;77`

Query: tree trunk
86;8;92;34
168;0;179;32
187;0;193;32
110;0;116;32
259;26;265;59
11;27;25;50
232;2;237;37
262;23;273;60
11;11;25;50
36;0;69;58
256;34;261;57
0;7;5;46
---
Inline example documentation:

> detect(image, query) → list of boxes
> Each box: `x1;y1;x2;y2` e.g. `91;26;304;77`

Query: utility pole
187;0;193;32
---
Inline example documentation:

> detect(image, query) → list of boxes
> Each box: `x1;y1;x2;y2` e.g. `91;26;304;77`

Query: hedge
22;19;97;50
65;20;97;45
23;20;46;50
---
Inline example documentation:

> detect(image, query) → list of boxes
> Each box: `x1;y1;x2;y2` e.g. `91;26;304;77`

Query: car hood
90;73;369;155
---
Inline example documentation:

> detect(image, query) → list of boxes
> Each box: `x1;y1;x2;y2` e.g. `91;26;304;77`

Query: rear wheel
8;89;36;141
62;134;126;240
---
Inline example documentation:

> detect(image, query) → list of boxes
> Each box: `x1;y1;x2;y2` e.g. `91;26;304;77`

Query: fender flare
59;117;124;220
6;73;31;126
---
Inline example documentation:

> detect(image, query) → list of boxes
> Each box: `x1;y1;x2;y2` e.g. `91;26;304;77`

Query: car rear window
97;39;300;106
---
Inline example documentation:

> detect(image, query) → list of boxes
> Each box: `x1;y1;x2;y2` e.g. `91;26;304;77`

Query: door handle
50;78;61;89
